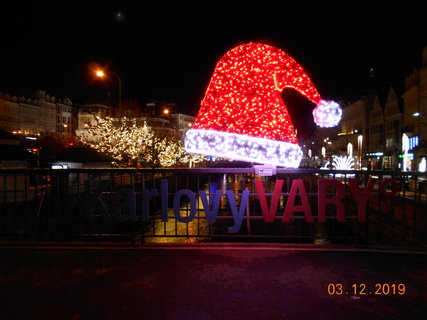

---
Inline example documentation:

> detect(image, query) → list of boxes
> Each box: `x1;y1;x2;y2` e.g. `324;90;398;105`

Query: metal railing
0;168;426;247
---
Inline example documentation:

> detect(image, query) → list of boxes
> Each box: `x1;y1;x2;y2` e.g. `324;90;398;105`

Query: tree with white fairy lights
78;116;204;167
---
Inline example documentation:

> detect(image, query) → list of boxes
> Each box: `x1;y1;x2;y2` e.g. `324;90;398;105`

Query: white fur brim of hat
184;128;303;168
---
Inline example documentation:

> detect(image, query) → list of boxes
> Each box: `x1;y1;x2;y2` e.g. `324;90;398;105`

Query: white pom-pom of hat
313;100;342;128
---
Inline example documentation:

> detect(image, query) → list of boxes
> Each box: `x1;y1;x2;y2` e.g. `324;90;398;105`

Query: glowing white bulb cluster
322;156;355;177
330;156;355;170
185;128;303;167
313;100;342;128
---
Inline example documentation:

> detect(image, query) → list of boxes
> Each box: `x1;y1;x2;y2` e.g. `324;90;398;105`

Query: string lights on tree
157;139;205;167
185;42;342;167
79;116;204;167
79;116;154;162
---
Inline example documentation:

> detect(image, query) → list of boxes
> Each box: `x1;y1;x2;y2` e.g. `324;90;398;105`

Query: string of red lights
185;42;341;167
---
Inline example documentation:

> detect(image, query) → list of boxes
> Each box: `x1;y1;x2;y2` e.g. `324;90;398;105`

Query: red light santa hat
185;42;341;167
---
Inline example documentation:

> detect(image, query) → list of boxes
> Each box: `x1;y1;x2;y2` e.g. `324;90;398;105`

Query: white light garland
185;128;302;167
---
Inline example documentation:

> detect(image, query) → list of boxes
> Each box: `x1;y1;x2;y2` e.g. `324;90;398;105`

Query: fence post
245;187;251;235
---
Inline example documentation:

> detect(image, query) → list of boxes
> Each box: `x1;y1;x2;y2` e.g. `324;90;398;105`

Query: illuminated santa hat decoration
185;42;342;167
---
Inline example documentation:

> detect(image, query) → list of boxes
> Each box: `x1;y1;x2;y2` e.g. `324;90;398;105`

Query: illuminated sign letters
84;178;399;233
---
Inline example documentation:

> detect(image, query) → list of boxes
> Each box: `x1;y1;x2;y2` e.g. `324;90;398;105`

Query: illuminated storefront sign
409;136;419;150
84;178;399;233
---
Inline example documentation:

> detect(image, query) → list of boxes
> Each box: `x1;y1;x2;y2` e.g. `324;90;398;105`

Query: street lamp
357;135;363;169
412;112;421;137
402;133;409;171
347;142;353;158
95;70;105;77
411;112;422;171
95;69;122;110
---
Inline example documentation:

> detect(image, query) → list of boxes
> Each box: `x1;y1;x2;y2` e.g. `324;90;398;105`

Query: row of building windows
386;119;400;131
56;116;72;124
370;123;384;134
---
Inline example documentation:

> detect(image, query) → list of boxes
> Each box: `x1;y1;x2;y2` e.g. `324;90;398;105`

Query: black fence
0;168;426;247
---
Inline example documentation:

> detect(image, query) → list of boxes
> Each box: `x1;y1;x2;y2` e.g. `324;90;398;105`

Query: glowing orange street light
94;68;122;110
95;69;105;78
163;108;170;115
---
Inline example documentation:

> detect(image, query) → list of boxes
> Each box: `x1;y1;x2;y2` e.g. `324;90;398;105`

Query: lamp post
402;133;409;171
95;69;122;111
413;112;421;139
412;112;422;171
347;142;353;158
357;135;363;169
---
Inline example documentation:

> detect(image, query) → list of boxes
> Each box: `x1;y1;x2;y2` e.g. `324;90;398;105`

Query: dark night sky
1;3;425;127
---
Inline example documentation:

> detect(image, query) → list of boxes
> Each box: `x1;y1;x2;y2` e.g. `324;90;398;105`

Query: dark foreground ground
0;245;426;320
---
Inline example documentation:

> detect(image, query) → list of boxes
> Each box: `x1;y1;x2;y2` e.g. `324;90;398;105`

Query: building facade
171;113;195;137
335;93;373;165
18;99;40;135
368;94;385;169
383;87;403;169
56;98;76;143
75;104;111;143
401;46;427;171
0;90;77;143
0;94;19;132
323;84;403;170
37;90;57;135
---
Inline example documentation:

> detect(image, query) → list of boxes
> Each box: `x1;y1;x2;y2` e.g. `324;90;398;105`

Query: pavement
0;244;426;320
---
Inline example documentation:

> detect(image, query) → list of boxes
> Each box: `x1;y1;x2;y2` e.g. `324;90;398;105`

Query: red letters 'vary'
348;178;377;222
255;179;284;222
283;179;313;223
318;179;345;222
